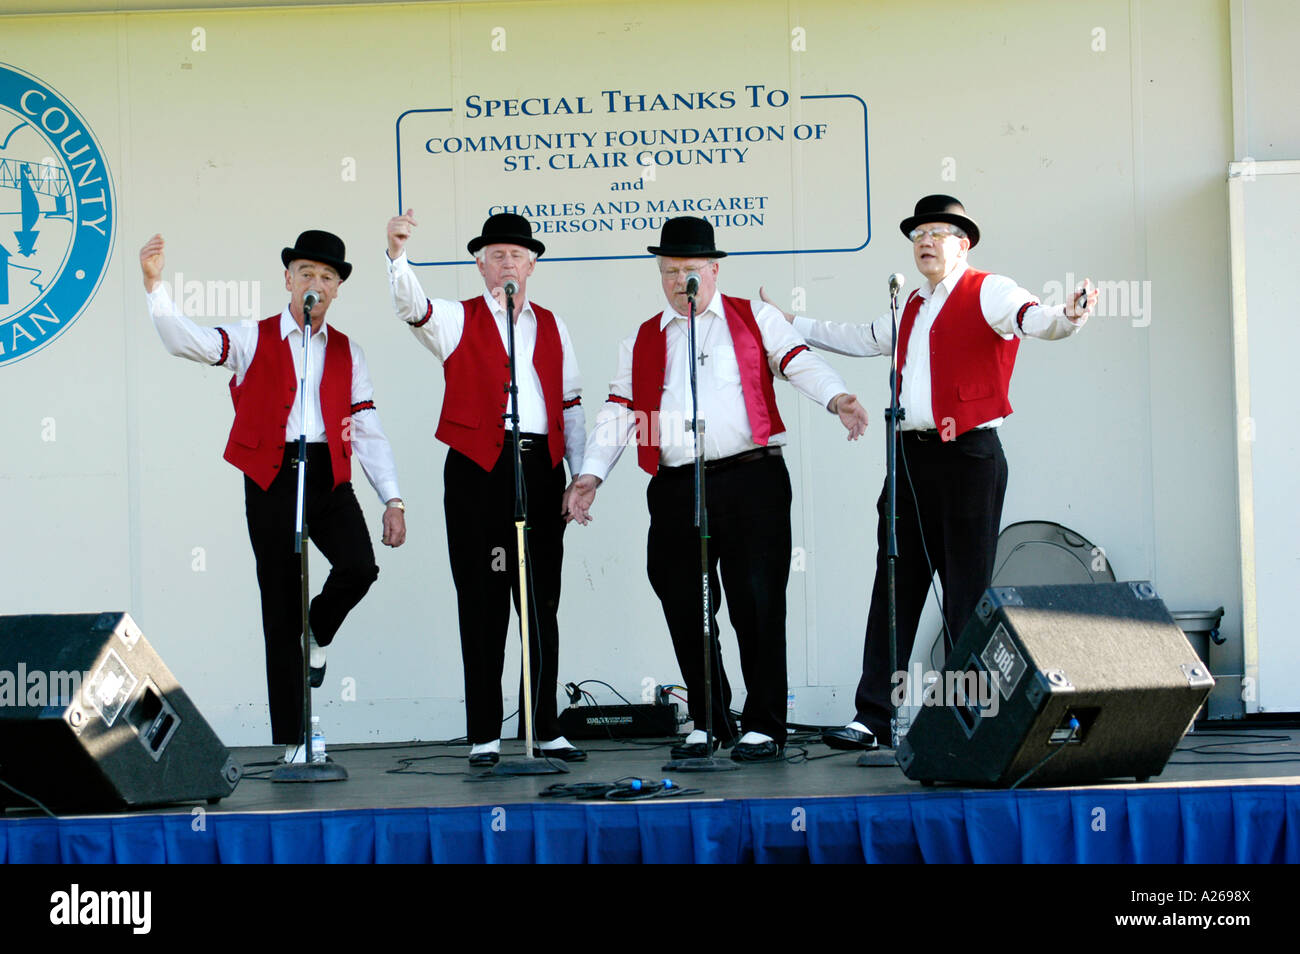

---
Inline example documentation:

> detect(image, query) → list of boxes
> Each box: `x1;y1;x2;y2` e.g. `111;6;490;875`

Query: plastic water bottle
891;708;910;749
310;716;326;763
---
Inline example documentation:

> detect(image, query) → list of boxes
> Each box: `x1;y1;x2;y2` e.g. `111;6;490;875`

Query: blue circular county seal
0;63;115;367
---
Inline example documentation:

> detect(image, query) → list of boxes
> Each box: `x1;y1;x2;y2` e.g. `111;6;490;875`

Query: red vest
629;296;785;475
225;315;354;490
436;296;566;471
896;268;1019;440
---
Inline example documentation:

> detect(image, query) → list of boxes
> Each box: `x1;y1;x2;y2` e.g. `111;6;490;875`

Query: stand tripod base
662;756;741;772
271;760;349;783
491;757;569;776
856;748;899;768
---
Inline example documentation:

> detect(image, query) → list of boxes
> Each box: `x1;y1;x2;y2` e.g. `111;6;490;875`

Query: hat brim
645;245;727;259
281;249;353;282
467;235;546;257
898;213;979;249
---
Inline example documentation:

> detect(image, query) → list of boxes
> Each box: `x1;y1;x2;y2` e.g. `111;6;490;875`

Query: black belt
503;431;548;452
901;428;999;443
284;442;330;464
659;445;782;477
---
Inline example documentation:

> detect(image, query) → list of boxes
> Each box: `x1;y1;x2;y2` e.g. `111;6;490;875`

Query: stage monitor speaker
0;612;242;812
897;582;1213;787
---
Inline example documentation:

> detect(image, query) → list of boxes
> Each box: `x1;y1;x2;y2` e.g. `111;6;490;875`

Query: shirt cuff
821;387;847;413
146;284;174;312
579;458;612;483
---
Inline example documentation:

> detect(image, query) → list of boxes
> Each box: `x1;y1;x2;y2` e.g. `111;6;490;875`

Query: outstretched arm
983;276;1097;339
759;286;893;357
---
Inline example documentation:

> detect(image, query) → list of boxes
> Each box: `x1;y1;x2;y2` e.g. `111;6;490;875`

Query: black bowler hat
281;230;353;281
646;216;727;259
466;213;546;257
899;194;980;249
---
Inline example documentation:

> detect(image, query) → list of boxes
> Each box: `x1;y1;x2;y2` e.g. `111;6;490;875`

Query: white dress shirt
386;251;586;475
580;291;848;480
147;285;402;503
792;260;1085;431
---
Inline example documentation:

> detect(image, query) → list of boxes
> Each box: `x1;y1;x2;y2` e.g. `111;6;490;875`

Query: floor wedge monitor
0;612;241;812
897;582;1213;786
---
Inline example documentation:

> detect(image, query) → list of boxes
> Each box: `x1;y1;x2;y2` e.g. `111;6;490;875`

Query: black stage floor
197;725;1300;815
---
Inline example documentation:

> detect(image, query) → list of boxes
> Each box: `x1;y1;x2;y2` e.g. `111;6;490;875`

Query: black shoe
731;740;783;763
670;735;737;759
670;740;716;759
309;661;326;689
468;751;500;768
532;745;587;762
822;726;878;751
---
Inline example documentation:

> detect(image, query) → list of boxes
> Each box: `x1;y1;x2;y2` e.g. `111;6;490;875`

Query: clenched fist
387;209;418;260
140;234;166;293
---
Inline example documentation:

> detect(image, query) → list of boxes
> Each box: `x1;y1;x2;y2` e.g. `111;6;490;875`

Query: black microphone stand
494;283;566;776
860;278;906;767
664;283;738;773
273;293;346;782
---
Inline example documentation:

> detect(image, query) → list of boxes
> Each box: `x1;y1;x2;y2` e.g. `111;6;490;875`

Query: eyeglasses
908;226;965;243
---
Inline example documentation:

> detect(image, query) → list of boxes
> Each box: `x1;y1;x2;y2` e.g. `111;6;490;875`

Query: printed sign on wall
396;84;869;264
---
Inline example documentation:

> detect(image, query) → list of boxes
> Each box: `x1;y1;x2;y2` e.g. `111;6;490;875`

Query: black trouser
444;440;566;745
854;428;1008;739
647;452;792;746
244;444;379;745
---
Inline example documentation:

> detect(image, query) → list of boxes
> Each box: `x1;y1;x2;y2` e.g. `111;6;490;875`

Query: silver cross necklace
695;314;719;366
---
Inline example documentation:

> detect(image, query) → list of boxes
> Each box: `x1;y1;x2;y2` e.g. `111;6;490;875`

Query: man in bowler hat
385;210;587;766
764;194;1098;750
140;230;407;763
565;216;870;763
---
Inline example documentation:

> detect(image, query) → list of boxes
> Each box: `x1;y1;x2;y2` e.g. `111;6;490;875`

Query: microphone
889;273;906;296
684;272;700;299
503;279;518;298
303;289;321;313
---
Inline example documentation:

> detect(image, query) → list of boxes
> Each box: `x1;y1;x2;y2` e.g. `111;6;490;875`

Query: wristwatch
386;499;406;512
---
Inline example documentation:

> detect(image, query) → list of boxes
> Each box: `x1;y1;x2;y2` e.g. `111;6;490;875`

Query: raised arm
140;234;253;373
385;209;465;360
